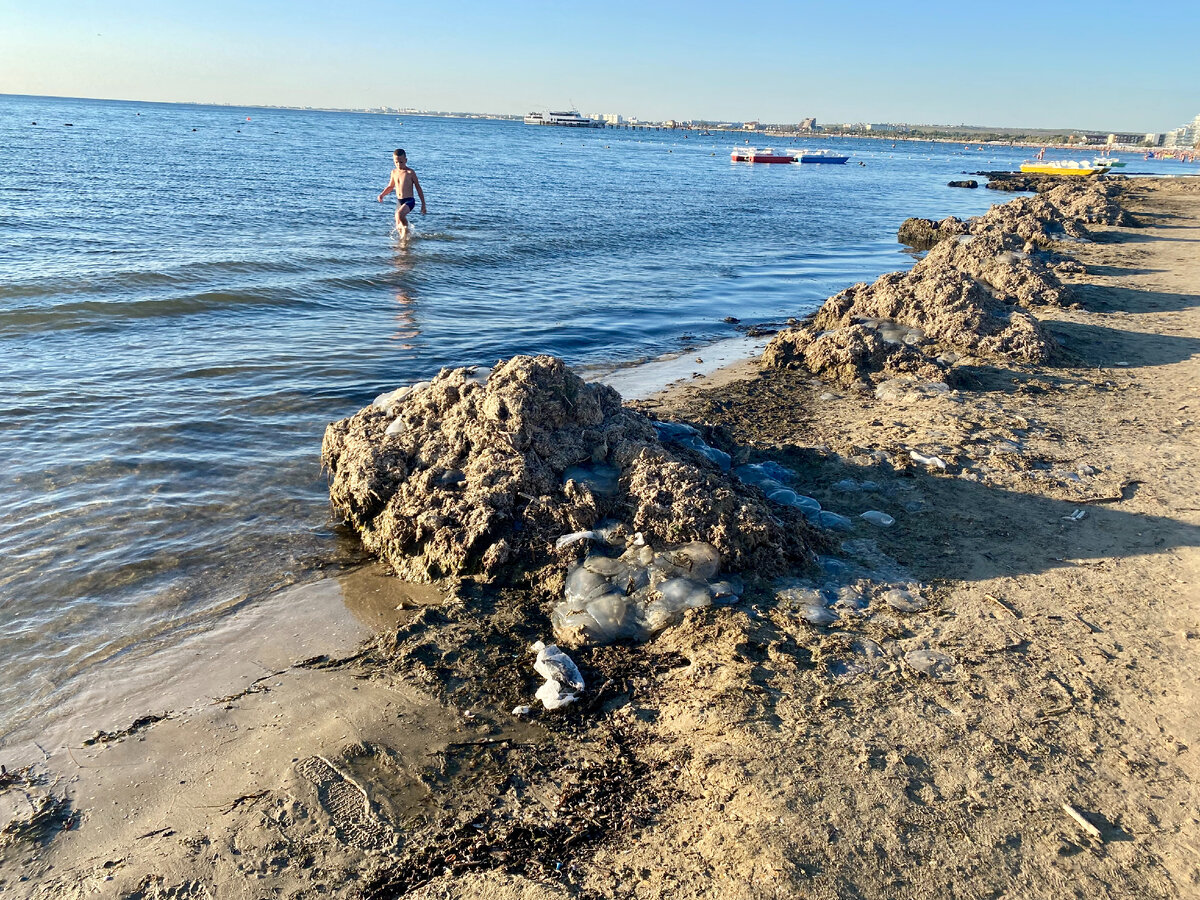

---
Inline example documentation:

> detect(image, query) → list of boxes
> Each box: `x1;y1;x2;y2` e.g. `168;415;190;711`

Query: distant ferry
524;110;604;128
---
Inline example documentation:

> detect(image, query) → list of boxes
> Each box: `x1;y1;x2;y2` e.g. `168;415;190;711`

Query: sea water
1;94;1186;742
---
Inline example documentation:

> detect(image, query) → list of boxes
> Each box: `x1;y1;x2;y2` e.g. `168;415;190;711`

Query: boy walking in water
377;149;426;238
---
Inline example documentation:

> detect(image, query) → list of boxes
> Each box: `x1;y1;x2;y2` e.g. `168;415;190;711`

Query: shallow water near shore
2;93;1195;744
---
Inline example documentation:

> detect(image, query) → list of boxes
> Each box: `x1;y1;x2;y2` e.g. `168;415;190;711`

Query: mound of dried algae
323;356;822;587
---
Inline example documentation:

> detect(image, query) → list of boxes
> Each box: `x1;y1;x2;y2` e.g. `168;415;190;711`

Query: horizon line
1;91;1171;137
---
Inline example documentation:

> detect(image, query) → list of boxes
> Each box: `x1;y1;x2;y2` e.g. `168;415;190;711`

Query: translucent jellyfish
563;463;621;496
796;605;838;626
656;577;714;610
564;565;613;606
373;385;415;412
585;593;635;643
860;510;895;527
733;464;780;491
757;461;795;483
672;542;721;581
905;649;955;679
654;421;731;471
811;510;854;532
709;575;744;605
882;585;929;612
583;554;629;577
652;421;700;441
777;586;837;626
833;585;868;611
464;366;492;386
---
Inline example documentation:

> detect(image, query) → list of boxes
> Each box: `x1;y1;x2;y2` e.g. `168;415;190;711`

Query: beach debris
323;356;824;586
905;649;956;678
916;226;1069;309
811;510;855;532
1061;509;1088;523
875;376;953;404
860;510;895;527
763;259;1054;387
1062;802;1104;841
555;530;601;549
531;641;584;710
765;182;1142;391
910;451;949;470
0;791;75;848
897;216;969;250
511;704;533;717
882;586;929;613
551;538;741;646
652;420;731;471
778;586;839;626
985;593;1020;618
762;321;950;388
830;637;889;681
1041;182;1140;227
971;192;1093;247
810;268;1055;364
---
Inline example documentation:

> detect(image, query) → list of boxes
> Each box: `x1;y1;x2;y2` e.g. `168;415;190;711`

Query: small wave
0;257;352;304
0;288;318;336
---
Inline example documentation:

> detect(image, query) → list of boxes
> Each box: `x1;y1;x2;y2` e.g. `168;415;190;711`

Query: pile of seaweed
764;180;1136;388
323;356;827;644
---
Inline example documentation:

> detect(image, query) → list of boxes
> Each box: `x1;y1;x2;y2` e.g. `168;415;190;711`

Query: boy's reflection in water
391;290;419;349
389;245;420;349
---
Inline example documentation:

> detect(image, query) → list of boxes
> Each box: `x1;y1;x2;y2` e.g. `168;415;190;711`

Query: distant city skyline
2;0;1197;133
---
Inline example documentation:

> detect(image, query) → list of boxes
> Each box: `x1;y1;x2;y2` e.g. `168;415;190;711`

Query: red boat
731;147;793;163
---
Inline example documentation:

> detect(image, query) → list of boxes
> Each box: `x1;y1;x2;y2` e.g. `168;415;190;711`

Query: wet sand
2;178;1198;899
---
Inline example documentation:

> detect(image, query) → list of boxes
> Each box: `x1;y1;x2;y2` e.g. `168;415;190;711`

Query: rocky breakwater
768;181;1138;389
322;356;828;649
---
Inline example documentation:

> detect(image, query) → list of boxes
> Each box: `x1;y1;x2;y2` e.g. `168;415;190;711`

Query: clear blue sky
2;0;1196;131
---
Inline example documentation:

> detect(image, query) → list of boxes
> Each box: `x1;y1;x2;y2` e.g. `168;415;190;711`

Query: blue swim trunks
398;197;416;210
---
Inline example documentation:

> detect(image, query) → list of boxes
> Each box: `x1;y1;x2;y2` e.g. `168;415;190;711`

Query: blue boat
789;149;850;164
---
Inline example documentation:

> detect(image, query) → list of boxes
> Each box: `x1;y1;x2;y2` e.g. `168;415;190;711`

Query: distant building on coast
798;117;818;132
1162;113;1200;150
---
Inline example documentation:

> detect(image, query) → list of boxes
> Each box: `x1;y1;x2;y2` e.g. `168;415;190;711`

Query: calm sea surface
3;94;1191;741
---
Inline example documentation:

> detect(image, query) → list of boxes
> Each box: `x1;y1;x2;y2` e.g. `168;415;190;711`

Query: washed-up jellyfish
882;585;928;613
777;585;838;626
564;565;613;606
653;421;731;471
563;463;621;496
905;649;955;679
671;542;721;581
810;510;854;532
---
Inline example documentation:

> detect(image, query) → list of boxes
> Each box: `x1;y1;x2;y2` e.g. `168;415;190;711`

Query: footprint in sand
294;755;392;850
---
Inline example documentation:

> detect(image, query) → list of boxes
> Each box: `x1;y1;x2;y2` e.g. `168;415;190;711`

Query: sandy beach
2;177;1198;900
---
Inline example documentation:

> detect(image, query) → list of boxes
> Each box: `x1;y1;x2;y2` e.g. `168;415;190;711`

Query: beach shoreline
3;176;1198;899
